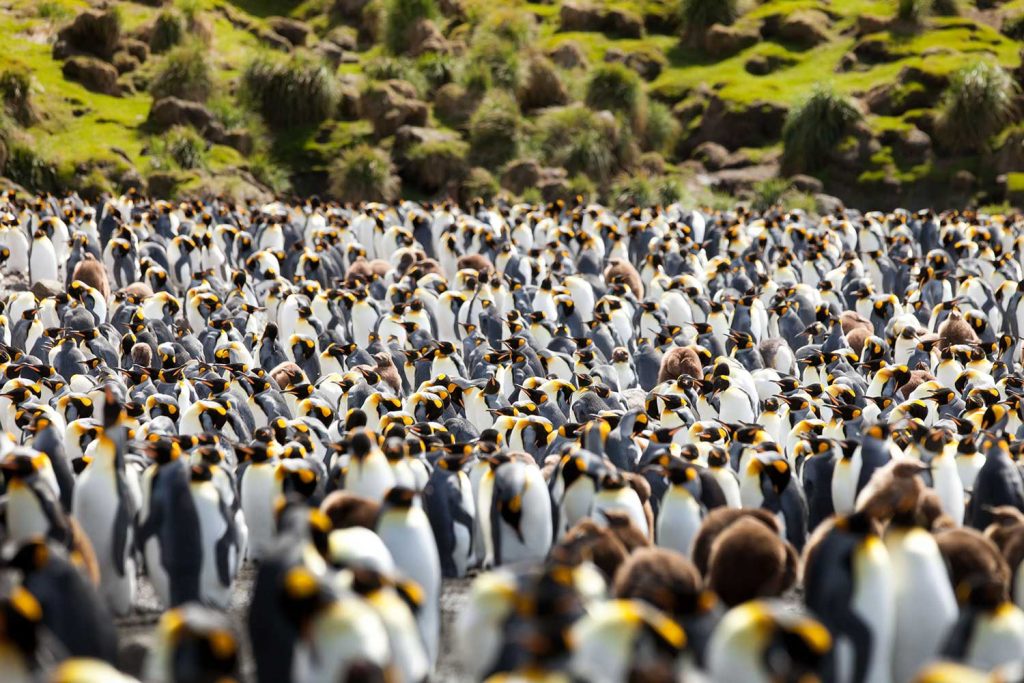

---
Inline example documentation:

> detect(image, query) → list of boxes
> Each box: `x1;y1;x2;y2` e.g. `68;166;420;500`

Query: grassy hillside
0;0;1022;209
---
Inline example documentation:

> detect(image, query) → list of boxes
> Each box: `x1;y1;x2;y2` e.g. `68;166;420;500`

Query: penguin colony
2;192;1024;683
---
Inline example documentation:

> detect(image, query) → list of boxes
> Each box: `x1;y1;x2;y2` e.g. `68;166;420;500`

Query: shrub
478;8;535;49
585;63;646;130
751;178;791;212
937;61;1019;153
469;90;521;169
384;0;438;54
0;68;38;126
608;173;687;210
641;100;680;154
151;126;207;170
536;105;619;182
150;43;213;102
781;84;862;173
417;52;457;90
679;0;739;38
150;9;186;53
243;54;338;129
460;167;500;204
464;32;521;92
896;0;930;23
329;145;400;203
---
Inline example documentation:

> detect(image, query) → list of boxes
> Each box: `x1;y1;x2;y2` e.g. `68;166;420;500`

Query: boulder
684;97;788;152
267;17;312;47
334;0;371;19
606;8;643;38
119;38;150;64
434;83;479;127
405;18;449;57
393;125;462;160
257;29;293;51
518;58;569;110
777;10;830;47
624;51;664;80
710;162;781;193
539;168;571;201
951;170;976;193
559;3;605;32
223;129;254;156
704;24;758;58
315;41;346;68
789;174;823;194
692;141;730;171
337;76;362;120
502;159;542;194
835;51;858;73
359;80;429;138
112;52;140;75
853;36;899;64
58;9;122;60
148;97;226;142
398;137;469;193
815;193;844;215
855;14;890;37
62;57;121;96
995;128;1024;174
549;41;587;69
744;53;796;75
325;26;358;51
31;280;64;299
893;128;932;166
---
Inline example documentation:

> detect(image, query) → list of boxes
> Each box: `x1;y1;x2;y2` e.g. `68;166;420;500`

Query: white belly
656;489;702;557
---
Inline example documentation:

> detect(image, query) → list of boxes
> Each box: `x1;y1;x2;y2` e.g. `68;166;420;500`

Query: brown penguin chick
844;325;871;355
691;507;783;577
319;491;381;530
119;282;155;300
937;311;980;351
130;343;153;368
624;472;655;541
373;352;402;395
935;527;1010;601
613;547;704;618
601;509;651;553
839;310;873;336
707;516;798;607
657;346;702;383
71;254;111;301
916;488;955;531
269;361;305;390
368;259;392;279
603;258;644;299
854;458;928;522
456;254;494;278
344;258;374;287
983;506;1024;553
551;518;628;580
408;257;442;279
898;369;937;399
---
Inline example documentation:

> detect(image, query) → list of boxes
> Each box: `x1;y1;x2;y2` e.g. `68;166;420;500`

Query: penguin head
0;586;42;660
155;605;239;683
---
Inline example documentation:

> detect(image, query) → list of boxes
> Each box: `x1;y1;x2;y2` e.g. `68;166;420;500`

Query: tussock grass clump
243;55;338;129
781;85;862;173
150;9;186;54
150;126;207;170
937;61;1019;153
469;90;521;169
536;105;620;182
364;56;429;95
459;167;499;203
609;172;686;211
384;0;438;54
151;43;213;102
679;0;739;39
1003;13;1024;41
0;68;38;126
641;100;681;154
329;144;400;203
478;8;535;49
463;32;522;92
896;0;930;24
585;63;646;131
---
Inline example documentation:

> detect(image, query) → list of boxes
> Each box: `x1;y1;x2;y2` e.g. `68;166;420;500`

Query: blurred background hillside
0;0;1022;210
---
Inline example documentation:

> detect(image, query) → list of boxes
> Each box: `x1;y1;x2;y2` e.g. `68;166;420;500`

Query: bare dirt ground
115;567;473;682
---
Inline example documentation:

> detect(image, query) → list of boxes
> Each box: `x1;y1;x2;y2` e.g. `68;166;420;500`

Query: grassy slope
1;0;1022;203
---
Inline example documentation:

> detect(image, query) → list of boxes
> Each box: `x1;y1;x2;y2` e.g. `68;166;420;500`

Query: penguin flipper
112;500;133;578
215;496;239;587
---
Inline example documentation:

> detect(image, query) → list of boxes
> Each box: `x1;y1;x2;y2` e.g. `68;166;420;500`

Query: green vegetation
329;144;400;202
151;43;213;102
243;54;338;129
782;85;862;173
937;61;1019;153
0;0;1019;207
